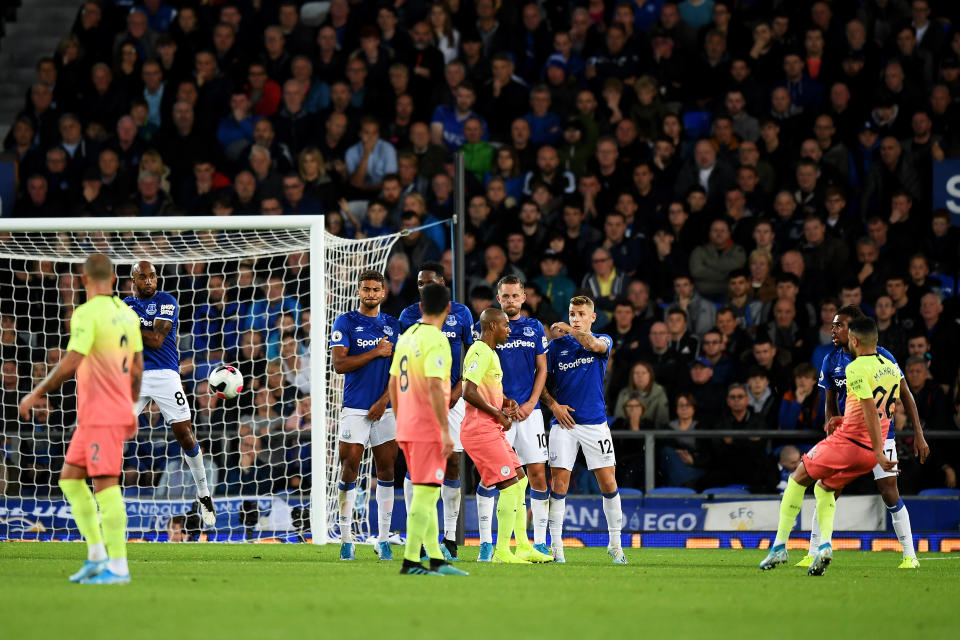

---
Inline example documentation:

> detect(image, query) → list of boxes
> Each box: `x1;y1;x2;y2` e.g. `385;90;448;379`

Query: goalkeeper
20;254;143;585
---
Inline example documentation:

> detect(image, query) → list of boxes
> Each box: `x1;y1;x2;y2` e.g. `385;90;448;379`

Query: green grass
2;543;959;639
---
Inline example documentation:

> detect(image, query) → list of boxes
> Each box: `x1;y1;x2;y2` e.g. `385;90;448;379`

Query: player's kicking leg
170;419;216;526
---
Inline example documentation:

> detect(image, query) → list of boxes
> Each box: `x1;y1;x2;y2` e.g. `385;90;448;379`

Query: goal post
0;215;403;544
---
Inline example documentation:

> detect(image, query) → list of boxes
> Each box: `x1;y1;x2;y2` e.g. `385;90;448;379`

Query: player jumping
760;317;899;575
20;254;143;584
390;283;468;576
398;262;474;561
541;296;626;565
125;260;216;526
798;305;929;569
462;308;552;564
473;276;553;562
330;269;402;561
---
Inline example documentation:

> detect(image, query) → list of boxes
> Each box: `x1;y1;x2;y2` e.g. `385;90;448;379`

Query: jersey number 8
398;355;409;392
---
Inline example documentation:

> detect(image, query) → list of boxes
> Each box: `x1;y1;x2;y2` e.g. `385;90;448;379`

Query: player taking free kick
389;283;468;576
125;260;216;525
461;308;553;564
760;317;899;575
541;296;626;565
20;254;143;585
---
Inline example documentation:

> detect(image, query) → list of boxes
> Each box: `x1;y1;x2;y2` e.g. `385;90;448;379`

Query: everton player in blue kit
802;305;930;569
398;262;474;561
330;269;402;561
125;261;216;526
541;295;626;565
473;276;552;562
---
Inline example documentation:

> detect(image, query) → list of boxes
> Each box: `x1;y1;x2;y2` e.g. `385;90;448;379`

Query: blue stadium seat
918;488;960;497
702;486;750;495
619;488;643;496
681;110;713;138
930;273;955;298
647;486;697;495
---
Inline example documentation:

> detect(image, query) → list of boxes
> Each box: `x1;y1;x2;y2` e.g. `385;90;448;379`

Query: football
208;364;244;399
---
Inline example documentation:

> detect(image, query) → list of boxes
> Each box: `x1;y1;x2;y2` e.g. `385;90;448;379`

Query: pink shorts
64;424;131;477
802;432;878;491
461;425;520;488
399;440;447;485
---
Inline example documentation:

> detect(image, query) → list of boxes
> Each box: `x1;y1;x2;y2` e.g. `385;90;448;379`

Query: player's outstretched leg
59;477;108;582
808;483;836;576
513;476;552;563
337;480;357;560
493;481;528;564
476;484;497;562
877;478;918;568
796;507;820;567
759;476;808;570
172;420;216;526
82;485;131;584
440;474;462;561
401;484;441;576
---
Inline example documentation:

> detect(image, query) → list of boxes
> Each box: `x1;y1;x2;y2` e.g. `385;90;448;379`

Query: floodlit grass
2;543;958;639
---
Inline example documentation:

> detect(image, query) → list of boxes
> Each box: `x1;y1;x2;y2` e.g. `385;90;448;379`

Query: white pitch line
919;556;960;560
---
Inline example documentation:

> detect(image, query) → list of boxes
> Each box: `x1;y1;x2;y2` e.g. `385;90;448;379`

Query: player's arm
824;388;842;433
130;351;144;401
463;379;511;429
449;378;463;407
367;387;390;422
898;377;930;463
19;351;85;418
539;385;576;429
519;352;548;420
332;340;393;374
388;375;399;420
141;317;172;350
428;376;454;457
551;322;608;354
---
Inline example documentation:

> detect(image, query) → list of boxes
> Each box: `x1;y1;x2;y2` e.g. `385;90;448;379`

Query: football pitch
3;543;959;639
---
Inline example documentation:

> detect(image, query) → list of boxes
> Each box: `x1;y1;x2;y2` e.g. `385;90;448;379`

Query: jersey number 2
120;333;129;373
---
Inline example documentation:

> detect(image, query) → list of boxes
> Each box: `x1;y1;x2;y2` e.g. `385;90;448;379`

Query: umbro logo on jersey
355;327;365;332
834;367;842;374
560;350;569;356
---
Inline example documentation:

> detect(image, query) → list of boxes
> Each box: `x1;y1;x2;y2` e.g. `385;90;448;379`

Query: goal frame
0;215;330;544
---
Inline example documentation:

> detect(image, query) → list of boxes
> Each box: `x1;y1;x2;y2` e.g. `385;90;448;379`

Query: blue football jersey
430;105;488;150
546;333;613;426
124;291;180;372
473;315;548;406
399;301;474;385
819;345;897;438
330;310;401;410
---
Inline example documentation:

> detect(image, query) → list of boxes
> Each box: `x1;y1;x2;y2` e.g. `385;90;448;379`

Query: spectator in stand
778;362;824;438
219;432;272;496
533;249;576;321
660;393;707;488
689;218;747;300
581;247;628;329
613;360;669;428
155;441;219;499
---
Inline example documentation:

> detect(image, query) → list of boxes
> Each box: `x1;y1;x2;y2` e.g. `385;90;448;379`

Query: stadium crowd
3;0;960;498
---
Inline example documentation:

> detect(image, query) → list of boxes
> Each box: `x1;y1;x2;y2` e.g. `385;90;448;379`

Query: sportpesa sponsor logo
557;356;595;371
443;331;458;338
497;339;537;350
833;377;846;388
357;338;382;348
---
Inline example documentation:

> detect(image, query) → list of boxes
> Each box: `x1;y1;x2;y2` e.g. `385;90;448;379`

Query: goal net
0;217;400;544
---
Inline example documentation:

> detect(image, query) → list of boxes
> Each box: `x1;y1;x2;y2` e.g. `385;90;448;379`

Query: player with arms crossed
798;305;929;569
20;254;143;584
330;269;402;561
760;317;901;575
398;262;474;561
541;296;626;564
389;283;468;576
473;276;553;562
125;261;216;525
462;308;553;564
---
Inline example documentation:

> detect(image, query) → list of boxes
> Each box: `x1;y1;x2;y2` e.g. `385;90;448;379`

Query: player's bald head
83;253;114;282
480;307;507;329
132;260;156;276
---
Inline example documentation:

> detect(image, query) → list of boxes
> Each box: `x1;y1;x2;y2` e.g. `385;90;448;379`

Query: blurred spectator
155;442;219;499
778;362;824;435
219;432;272;495
613;361;669;427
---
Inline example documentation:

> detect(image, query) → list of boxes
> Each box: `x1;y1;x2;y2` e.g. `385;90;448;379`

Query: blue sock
184;443;200;457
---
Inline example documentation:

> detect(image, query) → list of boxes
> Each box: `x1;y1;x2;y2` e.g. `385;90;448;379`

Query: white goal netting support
0;216;400;544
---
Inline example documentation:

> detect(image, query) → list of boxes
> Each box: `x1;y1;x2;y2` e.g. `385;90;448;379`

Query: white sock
337;480;357;543
182;446;210;498
889;499;916;558
548;491;566;548
809;506;821;555
602;491;623;548
441;479;461;541
476;484;497;544
108;557;128;576
403;474;413;522
376;480;394;543
530;489;549;545
88;541;107;562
